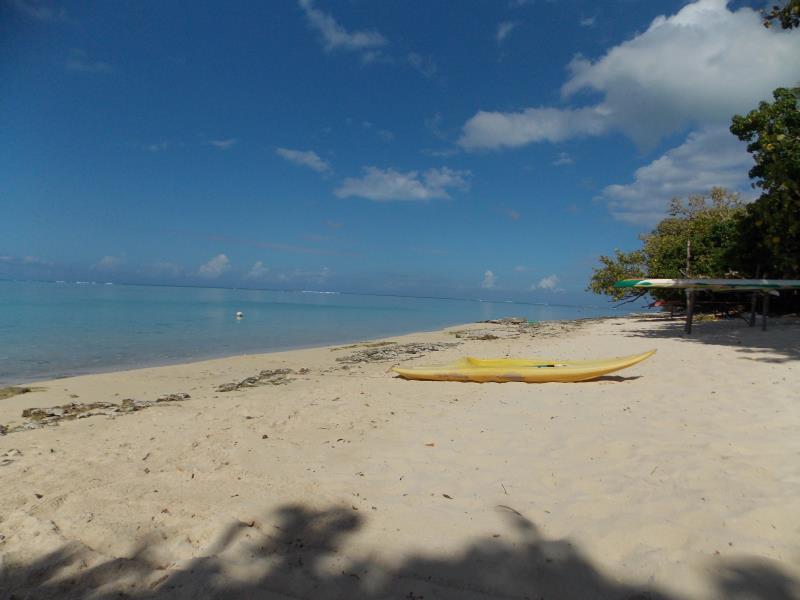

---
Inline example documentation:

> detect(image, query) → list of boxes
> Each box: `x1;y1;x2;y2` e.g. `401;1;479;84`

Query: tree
763;0;800;29
587;249;646;301
730;87;800;276
589;189;748;300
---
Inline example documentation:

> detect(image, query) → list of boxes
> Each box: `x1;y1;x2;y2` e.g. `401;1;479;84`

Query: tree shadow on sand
623;316;800;364
2;503;798;600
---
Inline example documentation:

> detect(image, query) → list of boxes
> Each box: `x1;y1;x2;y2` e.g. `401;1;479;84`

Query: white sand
1;314;799;599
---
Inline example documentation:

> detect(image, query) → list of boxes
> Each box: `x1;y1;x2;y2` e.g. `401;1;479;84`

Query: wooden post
685;289;695;335
749;266;760;327
762;292;769;331
684;239;694;334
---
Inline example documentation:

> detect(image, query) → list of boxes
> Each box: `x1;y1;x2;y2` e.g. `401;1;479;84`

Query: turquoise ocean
0;281;624;385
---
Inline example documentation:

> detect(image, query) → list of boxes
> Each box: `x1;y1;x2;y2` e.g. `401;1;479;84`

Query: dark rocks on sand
217;369;296;392
336;342;459;365
2;393;191;436
479;317;528;325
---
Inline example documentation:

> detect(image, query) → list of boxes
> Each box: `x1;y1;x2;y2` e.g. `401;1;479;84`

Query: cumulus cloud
513;265;529;272
209;138;237;150
460;106;610;150
459;0;800;150
298;0;387;52
93;255;123;271
535;274;560;290
552;152;574;166
199;254;230;278
496;21;518;44
275;147;332;174
335;166;470;201
246;260;269;279
65;49;113;74
600;126;753;226
481;270;496;289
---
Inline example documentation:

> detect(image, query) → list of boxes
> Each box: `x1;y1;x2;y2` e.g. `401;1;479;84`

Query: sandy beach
1;314;799;599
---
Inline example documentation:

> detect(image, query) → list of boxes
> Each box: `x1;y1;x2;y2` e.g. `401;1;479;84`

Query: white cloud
482;270;496;289
579;16;596;28
298;0;387;52
535;274;559;290
0;254;53;267
459;0;800;150
147;141;170;152
246;260;269;279
275;147;332;174
209;138;237;150
459;106;610;150
496;21;518;44
335;166;470;202
377;129;394;142
600;126;753;226
552;152;574;166
66;49;112;74
406;52;438;79
513;265;529;272
9;0;68;22
199;254;230;278
94;255;123;271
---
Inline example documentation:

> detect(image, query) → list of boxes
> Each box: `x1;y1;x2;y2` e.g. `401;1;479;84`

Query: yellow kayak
392;350;656;383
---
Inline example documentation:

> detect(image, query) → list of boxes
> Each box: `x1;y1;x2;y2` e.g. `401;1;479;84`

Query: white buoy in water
235;311;244;319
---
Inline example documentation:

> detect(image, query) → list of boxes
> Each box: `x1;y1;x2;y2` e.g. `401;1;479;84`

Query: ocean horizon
0;280;628;385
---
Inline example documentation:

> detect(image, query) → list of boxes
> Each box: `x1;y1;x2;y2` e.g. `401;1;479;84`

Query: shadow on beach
2;503;798;600
623;315;800;364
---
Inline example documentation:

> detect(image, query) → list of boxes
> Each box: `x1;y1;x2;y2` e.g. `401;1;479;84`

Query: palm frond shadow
2;503;798;600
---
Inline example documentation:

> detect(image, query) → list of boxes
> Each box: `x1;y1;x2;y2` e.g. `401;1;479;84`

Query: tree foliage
763;0;800;29
730;87;800;276
587;249;646;301
589;189;747;300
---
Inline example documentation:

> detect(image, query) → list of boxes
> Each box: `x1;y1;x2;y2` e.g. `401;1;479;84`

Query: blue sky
2;0;799;304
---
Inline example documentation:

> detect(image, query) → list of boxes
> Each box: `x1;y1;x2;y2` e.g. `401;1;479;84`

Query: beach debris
480;317;527;325
463;316;617;342
0;393;190;436
216;368;296;392
332;340;397;351
449;329;506;340
336;341;458;365
1;448;22;466
0;386;37;401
